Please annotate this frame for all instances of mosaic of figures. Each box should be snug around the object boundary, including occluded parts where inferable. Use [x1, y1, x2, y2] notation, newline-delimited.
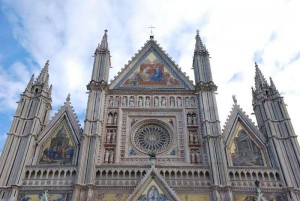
[178, 194, 210, 201]
[107, 95, 196, 108]
[122, 52, 181, 88]
[39, 125, 75, 165]
[103, 148, 115, 163]
[18, 192, 68, 201]
[137, 185, 169, 201]
[234, 194, 285, 201]
[230, 130, 264, 167]
[97, 193, 127, 201]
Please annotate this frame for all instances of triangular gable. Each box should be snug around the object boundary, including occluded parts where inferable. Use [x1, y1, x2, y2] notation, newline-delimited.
[110, 39, 194, 91]
[222, 103, 266, 144]
[34, 98, 82, 165]
[223, 103, 268, 167]
[126, 165, 180, 201]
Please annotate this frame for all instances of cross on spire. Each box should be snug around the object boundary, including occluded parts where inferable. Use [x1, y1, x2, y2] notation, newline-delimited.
[148, 25, 156, 39]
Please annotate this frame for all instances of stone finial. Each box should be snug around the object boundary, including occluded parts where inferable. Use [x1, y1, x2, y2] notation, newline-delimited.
[66, 93, 71, 102]
[232, 95, 237, 105]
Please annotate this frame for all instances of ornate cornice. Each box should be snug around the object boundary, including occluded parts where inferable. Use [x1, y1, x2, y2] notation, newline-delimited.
[195, 81, 217, 92]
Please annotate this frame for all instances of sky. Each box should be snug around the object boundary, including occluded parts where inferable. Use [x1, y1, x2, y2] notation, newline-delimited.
[0, 0, 300, 153]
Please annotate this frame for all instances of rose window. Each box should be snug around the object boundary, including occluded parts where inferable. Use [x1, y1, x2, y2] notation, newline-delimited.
[133, 123, 172, 154]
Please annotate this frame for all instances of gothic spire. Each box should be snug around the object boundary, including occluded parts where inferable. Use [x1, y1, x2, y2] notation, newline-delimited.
[195, 30, 208, 53]
[193, 30, 214, 86]
[36, 60, 49, 85]
[90, 30, 111, 84]
[254, 62, 269, 91]
[98, 29, 109, 50]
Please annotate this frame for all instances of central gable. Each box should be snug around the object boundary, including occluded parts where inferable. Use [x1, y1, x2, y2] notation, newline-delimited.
[110, 40, 194, 90]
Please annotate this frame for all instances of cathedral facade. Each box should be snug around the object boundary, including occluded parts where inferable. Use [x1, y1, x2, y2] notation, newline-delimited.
[0, 30, 300, 201]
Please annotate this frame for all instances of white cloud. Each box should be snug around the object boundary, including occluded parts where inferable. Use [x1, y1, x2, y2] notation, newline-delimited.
[1, 0, 300, 140]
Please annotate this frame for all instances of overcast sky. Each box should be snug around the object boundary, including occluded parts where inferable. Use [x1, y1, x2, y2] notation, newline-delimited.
[0, 0, 300, 153]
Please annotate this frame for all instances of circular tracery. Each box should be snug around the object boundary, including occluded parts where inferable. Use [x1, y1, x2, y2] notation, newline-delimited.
[133, 123, 171, 154]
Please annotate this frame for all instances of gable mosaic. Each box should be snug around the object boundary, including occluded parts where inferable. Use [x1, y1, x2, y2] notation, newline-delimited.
[39, 122, 76, 165]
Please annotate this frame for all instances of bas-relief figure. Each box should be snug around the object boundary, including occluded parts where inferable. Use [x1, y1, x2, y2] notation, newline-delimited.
[18, 193, 67, 201]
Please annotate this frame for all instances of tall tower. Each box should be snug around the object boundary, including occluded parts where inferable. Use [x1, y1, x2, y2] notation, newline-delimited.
[193, 30, 232, 200]
[74, 30, 111, 200]
[0, 61, 52, 200]
[252, 63, 300, 200]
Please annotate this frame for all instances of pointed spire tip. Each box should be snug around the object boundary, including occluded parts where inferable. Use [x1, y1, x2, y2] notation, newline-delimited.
[66, 93, 71, 102]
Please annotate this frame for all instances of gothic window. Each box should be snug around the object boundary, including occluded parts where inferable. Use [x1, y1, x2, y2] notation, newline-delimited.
[230, 130, 264, 166]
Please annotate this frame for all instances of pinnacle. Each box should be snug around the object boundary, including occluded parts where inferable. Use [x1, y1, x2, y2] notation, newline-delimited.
[269, 77, 277, 90]
[36, 60, 50, 85]
[254, 62, 269, 91]
[195, 29, 207, 52]
[98, 29, 109, 50]
[26, 74, 34, 91]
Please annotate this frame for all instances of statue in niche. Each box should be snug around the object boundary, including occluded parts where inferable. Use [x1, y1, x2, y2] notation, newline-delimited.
[138, 97, 143, 107]
[104, 149, 109, 163]
[113, 113, 118, 124]
[192, 114, 197, 125]
[190, 151, 195, 163]
[108, 96, 114, 107]
[129, 96, 135, 106]
[185, 97, 190, 107]
[196, 150, 201, 163]
[112, 130, 116, 143]
[190, 97, 196, 107]
[170, 96, 175, 107]
[145, 96, 150, 107]
[231, 130, 264, 166]
[106, 131, 112, 143]
[154, 96, 159, 107]
[177, 97, 182, 107]
[189, 132, 194, 143]
[107, 113, 113, 124]
[193, 132, 198, 143]
[187, 114, 192, 125]
[122, 96, 128, 107]
[114, 96, 119, 107]
[161, 97, 166, 107]
[109, 150, 114, 163]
